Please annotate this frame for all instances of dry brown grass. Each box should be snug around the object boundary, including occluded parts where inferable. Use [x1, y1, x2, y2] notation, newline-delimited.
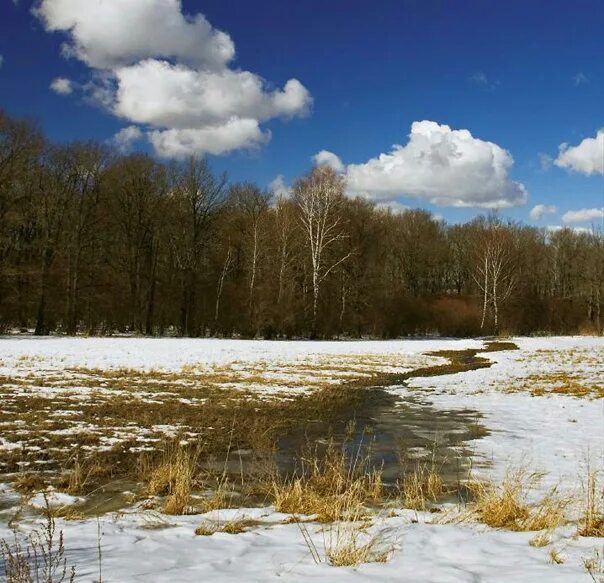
[503, 347, 604, 400]
[271, 440, 383, 522]
[583, 548, 604, 582]
[579, 466, 604, 537]
[146, 445, 199, 515]
[324, 525, 392, 567]
[528, 531, 551, 548]
[467, 470, 531, 528]
[399, 462, 444, 511]
[0, 341, 514, 518]
[194, 518, 255, 536]
[549, 547, 564, 564]
[466, 468, 568, 532]
[296, 517, 393, 567]
[0, 499, 76, 583]
[0, 353, 410, 499]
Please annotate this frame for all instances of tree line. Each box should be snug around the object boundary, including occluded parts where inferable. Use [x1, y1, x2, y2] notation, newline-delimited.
[1, 110, 602, 338]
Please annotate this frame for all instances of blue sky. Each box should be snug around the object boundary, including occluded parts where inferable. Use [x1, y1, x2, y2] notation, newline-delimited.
[1, 0, 604, 226]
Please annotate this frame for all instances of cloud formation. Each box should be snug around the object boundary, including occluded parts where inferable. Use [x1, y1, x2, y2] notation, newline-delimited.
[529, 204, 557, 221]
[111, 125, 143, 153]
[34, 0, 234, 70]
[561, 207, 604, 224]
[35, 0, 312, 157]
[50, 77, 73, 95]
[312, 150, 344, 173]
[316, 121, 528, 208]
[268, 175, 292, 198]
[555, 130, 604, 175]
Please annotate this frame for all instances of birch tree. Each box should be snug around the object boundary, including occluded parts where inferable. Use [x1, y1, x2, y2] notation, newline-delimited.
[294, 166, 351, 336]
[472, 221, 518, 332]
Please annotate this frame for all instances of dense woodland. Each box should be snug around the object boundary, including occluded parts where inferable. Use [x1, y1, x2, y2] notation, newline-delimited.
[0, 110, 602, 338]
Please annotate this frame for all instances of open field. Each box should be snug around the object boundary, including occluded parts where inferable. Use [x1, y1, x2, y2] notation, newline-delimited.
[0, 336, 602, 582]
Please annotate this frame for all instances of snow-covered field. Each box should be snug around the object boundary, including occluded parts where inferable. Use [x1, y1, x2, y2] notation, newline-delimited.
[0, 335, 602, 582]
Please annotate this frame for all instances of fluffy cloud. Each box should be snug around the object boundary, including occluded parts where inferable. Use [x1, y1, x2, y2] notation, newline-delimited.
[112, 61, 310, 129]
[555, 130, 604, 175]
[561, 208, 604, 224]
[268, 175, 292, 198]
[34, 0, 234, 70]
[318, 121, 527, 208]
[312, 150, 344, 173]
[529, 204, 557, 221]
[35, 0, 312, 157]
[149, 119, 269, 158]
[50, 77, 73, 95]
[111, 125, 143, 153]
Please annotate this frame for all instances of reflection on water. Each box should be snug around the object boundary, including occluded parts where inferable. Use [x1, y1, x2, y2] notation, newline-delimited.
[277, 389, 487, 493]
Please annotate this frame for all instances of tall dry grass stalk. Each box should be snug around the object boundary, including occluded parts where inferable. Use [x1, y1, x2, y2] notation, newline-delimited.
[399, 463, 444, 510]
[467, 468, 568, 532]
[271, 439, 383, 522]
[0, 497, 76, 583]
[296, 517, 392, 567]
[579, 464, 604, 537]
[146, 444, 199, 515]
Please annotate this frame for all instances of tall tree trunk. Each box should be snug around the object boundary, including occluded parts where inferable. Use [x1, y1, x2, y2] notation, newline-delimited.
[34, 251, 52, 335]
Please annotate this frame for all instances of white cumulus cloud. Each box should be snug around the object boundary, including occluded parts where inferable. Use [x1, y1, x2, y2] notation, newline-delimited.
[50, 77, 73, 95]
[111, 125, 143, 153]
[312, 150, 344, 173]
[112, 61, 310, 129]
[561, 207, 604, 224]
[318, 121, 527, 208]
[149, 119, 270, 158]
[35, 0, 312, 158]
[34, 0, 234, 70]
[268, 175, 292, 198]
[555, 130, 604, 175]
[529, 204, 557, 221]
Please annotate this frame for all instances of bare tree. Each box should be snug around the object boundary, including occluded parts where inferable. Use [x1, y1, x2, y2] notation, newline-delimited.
[230, 184, 271, 324]
[294, 167, 352, 336]
[64, 143, 107, 334]
[472, 220, 518, 332]
[170, 157, 226, 336]
[214, 241, 233, 328]
[273, 195, 297, 305]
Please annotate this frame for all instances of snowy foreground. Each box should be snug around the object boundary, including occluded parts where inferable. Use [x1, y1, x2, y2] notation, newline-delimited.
[0, 335, 603, 582]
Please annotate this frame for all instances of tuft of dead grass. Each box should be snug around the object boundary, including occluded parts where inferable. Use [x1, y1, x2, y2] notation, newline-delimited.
[399, 463, 444, 511]
[583, 548, 604, 583]
[324, 525, 392, 567]
[297, 517, 393, 567]
[467, 469, 531, 528]
[548, 547, 564, 564]
[194, 518, 255, 536]
[528, 532, 551, 548]
[579, 465, 604, 538]
[271, 440, 383, 523]
[146, 444, 199, 515]
[467, 468, 568, 532]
